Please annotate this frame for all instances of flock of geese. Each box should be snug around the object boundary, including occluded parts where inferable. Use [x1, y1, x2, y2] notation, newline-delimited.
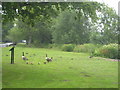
[22, 52, 53, 65]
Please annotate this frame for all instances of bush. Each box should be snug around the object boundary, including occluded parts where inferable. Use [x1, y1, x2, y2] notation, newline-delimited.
[94, 43, 118, 59]
[48, 44, 63, 50]
[73, 44, 99, 53]
[62, 44, 75, 52]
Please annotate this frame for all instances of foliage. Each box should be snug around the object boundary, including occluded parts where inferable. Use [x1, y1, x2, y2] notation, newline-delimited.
[73, 43, 99, 53]
[52, 10, 90, 44]
[2, 22, 14, 41]
[2, 2, 119, 46]
[2, 2, 60, 44]
[2, 2, 101, 23]
[10, 19, 36, 44]
[47, 44, 60, 49]
[6, 26, 25, 43]
[33, 21, 52, 45]
[7, 19, 52, 45]
[61, 44, 75, 52]
[90, 4, 118, 44]
[94, 43, 118, 59]
[2, 2, 102, 45]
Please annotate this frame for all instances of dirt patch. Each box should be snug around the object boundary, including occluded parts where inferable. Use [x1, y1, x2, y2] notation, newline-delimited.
[80, 72, 91, 77]
[69, 67, 73, 69]
[60, 80, 71, 82]
[83, 75, 91, 77]
[80, 72, 87, 74]
[94, 57, 120, 62]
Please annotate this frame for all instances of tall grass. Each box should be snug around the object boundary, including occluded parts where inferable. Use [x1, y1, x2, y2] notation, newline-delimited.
[61, 44, 75, 52]
[73, 44, 101, 54]
[94, 43, 118, 59]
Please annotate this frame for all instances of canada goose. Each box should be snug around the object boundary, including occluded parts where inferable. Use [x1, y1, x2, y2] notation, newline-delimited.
[22, 52, 28, 60]
[30, 62, 33, 65]
[89, 51, 94, 58]
[45, 54, 53, 62]
[49, 57, 53, 62]
[89, 56, 93, 58]
[45, 54, 48, 59]
[44, 62, 47, 64]
[26, 61, 29, 64]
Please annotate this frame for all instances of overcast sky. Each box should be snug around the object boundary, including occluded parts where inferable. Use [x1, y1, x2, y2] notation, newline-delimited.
[92, 0, 119, 14]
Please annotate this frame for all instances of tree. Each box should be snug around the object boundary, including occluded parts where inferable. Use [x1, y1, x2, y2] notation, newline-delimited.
[32, 21, 52, 45]
[7, 26, 25, 43]
[90, 4, 118, 44]
[52, 10, 90, 44]
[7, 18, 52, 45]
[2, 22, 14, 41]
[2, 2, 61, 44]
[2, 2, 118, 45]
[101, 5, 118, 44]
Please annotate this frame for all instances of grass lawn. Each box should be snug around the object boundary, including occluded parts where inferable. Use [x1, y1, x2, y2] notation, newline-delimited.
[2, 45, 118, 88]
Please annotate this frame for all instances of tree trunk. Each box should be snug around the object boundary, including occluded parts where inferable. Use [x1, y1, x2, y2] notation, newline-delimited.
[28, 36, 32, 44]
[26, 36, 32, 45]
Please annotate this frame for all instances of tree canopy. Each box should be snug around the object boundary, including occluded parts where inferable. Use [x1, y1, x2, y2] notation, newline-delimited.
[2, 2, 118, 45]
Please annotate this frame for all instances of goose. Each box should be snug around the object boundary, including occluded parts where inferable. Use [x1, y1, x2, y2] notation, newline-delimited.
[47, 57, 53, 62]
[49, 57, 53, 62]
[26, 61, 29, 64]
[44, 62, 47, 64]
[22, 52, 28, 60]
[45, 54, 53, 62]
[89, 55, 93, 58]
[30, 62, 33, 65]
[45, 54, 49, 60]
[89, 52, 94, 58]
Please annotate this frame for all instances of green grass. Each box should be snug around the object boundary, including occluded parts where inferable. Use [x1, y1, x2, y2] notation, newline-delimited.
[2, 45, 118, 88]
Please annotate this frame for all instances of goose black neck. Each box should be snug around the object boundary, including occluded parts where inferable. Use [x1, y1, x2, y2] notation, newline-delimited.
[46, 54, 47, 57]
[22, 52, 24, 56]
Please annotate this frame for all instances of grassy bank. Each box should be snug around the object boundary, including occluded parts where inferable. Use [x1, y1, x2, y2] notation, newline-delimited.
[2, 45, 118, 88]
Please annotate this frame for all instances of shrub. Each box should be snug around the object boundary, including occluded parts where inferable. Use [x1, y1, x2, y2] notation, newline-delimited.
[73, 44, 99, 53]
[48, 44, 63, 50]
[62, 44, 75, 52]
[94, 43, 118, 59]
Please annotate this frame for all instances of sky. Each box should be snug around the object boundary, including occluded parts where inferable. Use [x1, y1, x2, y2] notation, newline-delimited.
[92, 0, 119, 14]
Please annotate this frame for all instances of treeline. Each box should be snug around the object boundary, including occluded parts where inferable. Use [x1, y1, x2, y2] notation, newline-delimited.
[2, 2, 118, 45]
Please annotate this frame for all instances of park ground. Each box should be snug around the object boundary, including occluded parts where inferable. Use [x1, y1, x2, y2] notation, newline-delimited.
[2, 45, 118, 88]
